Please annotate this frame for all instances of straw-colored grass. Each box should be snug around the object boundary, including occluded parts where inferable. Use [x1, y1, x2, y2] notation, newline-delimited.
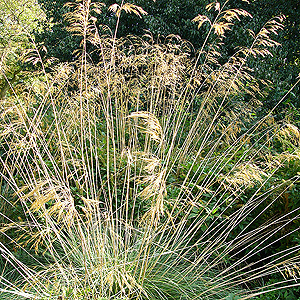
[1, 0, 300, 299]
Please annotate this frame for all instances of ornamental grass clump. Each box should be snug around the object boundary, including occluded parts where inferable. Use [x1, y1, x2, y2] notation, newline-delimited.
[1, 0, 300, 299]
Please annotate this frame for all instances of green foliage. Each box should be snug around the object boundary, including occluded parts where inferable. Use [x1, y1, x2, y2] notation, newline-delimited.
[0, 0, 46, 99]
[36, 0, 300, 121]
[35, 0, 210, 62]
[227, 0, 300, 115]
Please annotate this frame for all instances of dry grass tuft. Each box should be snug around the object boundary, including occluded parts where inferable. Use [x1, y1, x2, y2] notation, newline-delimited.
[1, 0, 300, 299]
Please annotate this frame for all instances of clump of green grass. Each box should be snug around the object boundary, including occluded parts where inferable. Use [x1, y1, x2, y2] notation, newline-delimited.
[1, 0, 300, 299]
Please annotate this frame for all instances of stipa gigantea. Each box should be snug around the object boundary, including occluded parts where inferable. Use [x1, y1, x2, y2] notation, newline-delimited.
[1, 0, 300, 299]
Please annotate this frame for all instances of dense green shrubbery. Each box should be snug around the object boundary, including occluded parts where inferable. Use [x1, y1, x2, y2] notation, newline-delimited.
[36, 0, 300, 127]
